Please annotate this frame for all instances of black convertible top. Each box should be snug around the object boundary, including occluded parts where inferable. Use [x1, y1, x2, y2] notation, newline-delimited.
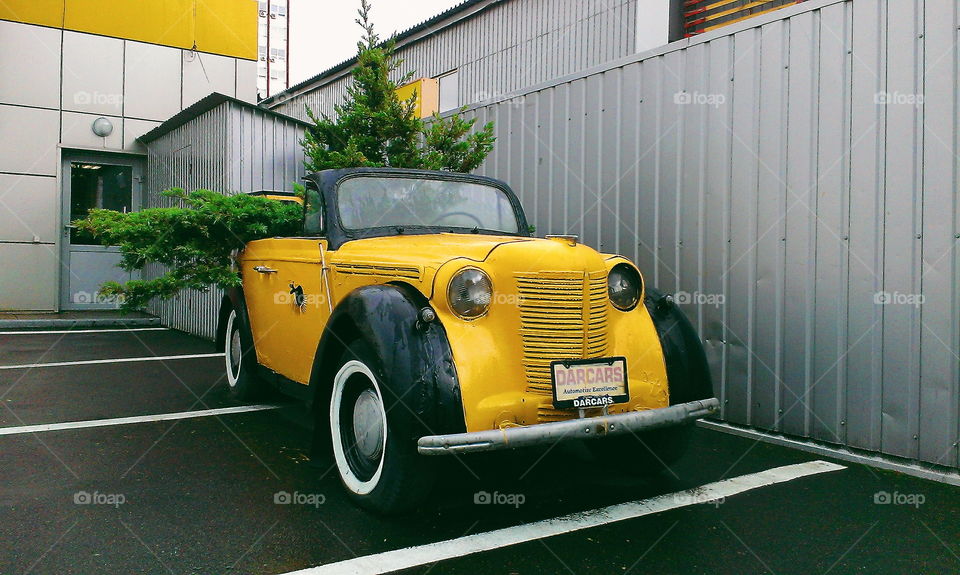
[301, 168, 531, 249]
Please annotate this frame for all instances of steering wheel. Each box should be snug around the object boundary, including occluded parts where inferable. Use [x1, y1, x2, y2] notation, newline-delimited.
[430, 211, 484, 227]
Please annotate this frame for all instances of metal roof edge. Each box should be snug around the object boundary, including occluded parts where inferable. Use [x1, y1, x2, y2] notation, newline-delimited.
[139, 92, 312, 144]
[259, 0, 501, 108]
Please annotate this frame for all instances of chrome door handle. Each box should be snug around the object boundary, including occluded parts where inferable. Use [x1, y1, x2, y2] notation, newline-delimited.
[253, 265, 278, 274]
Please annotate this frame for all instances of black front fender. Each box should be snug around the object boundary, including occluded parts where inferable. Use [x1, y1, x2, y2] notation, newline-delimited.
[309, 284, 466, 441]
[643, 287, 714, 406]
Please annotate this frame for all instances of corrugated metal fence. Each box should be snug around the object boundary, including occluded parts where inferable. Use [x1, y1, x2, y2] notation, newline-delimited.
[272, 0, 638, 121]
[144, 100, 308, 339]
[464, 0, 959, 469]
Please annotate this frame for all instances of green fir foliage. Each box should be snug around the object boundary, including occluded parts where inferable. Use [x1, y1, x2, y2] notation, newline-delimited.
[74, 189, 302, 310]
[302, 0, 495, 173]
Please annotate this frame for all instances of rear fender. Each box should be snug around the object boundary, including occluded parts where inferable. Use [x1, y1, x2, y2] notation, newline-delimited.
[216, 287, 249, 350]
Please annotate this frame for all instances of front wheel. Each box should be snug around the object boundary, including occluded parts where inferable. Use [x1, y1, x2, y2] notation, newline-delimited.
[224, 308, 267, 401]
[329, 341, 434, 514]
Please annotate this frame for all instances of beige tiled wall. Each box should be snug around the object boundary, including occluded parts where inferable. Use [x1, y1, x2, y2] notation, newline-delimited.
[0, 18, 257, 310]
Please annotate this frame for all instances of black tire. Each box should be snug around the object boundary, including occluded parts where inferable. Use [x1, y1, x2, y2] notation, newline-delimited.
[224, 308, 267, 401]
[328, 340, 435, 514]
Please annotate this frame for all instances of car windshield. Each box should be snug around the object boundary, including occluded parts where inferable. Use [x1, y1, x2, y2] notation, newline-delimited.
[337, 176, 520, 234]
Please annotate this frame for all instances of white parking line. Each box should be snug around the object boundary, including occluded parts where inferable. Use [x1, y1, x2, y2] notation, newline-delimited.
[0, 405, 282, 436]
[0, 327, 169, 335]
[281, 460, 846, 575]
[0, 353, 224, 370]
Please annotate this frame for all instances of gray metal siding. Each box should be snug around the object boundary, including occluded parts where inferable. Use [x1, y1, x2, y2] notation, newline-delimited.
[271, 0, 638, 121]
[144, 101, 307, 340]
[462, 0, 960, 469]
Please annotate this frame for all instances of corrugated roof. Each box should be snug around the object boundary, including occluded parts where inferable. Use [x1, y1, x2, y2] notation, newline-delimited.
[138, 93, 311, 144]
[259, 0, 499, 107]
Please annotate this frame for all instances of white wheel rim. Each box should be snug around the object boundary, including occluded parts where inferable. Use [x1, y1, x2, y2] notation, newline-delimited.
[330, 360, 388, 496]
[225, 310, 241, 388]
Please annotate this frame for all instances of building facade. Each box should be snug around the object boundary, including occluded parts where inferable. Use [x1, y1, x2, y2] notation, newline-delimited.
[0, 0, 259, 312]
[258, 0, 291, 100]
[262, 0, 809, 121]
[264, 0, 661, 121]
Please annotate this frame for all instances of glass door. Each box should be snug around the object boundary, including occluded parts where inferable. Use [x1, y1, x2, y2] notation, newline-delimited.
[60, 153, 144, 310]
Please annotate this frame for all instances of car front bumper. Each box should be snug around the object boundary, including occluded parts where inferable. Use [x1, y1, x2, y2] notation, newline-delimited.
[417, 397, 720, 455]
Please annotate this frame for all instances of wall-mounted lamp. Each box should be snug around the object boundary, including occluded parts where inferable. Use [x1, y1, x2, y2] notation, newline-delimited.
[91, 117, 113, 138]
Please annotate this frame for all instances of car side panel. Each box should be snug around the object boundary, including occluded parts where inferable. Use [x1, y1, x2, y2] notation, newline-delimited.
[240, 238, 330, 384]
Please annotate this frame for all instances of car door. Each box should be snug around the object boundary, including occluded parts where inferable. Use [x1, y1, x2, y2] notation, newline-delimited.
[242, 188, 332, 385]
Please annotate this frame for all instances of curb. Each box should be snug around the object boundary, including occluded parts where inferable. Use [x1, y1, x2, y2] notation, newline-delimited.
[0, 317, 162, 329]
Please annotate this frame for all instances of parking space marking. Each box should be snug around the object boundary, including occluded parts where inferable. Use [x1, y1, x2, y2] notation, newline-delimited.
[281, 460, 846, 575]
[0, 405, 282, 436]
[0, 353, 224, 370]
[0, 327, 169, 335]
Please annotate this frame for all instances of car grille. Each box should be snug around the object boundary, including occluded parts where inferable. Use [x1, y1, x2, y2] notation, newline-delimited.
[515, 270, 609, 397]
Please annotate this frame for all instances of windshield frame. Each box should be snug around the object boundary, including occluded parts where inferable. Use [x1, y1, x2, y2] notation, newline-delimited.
[302, 168, 530, 249]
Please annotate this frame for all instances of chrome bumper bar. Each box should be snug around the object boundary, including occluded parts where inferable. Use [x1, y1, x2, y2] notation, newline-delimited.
[417, 398, 720, 455]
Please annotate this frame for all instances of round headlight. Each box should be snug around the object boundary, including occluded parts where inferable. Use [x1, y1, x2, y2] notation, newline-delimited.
[608, 263, 642, 311]
[447, 268, 493, 319]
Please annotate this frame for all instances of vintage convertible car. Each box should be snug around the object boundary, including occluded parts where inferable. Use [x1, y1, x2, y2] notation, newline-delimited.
[218, 168, 719, 513]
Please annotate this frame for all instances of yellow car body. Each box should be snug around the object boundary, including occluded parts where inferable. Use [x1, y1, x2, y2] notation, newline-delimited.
[239, 234, 670, 432]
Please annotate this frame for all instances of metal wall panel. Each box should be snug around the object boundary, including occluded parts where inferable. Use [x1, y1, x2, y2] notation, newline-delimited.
[463, 0, 960, 470]
[143, 101, 307, 340]
[919, 0, 960, 468]
[271, 0, 637, 121]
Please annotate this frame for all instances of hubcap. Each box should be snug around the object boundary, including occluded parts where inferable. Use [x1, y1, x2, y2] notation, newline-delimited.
[229, 327, 242, 377]
[352, 389, 384, 461]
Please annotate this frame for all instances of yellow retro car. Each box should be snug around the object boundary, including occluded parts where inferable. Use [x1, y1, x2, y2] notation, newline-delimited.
[218, 168, 719, 513]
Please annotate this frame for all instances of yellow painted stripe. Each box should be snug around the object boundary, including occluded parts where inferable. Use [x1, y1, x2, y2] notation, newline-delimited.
[701, 0, 785, 24]
[195, 0, 258, 61]
[699, 0, 753, 14]
[703, 2, 793, 30]
[0, 0, 64, 28]
[0, 0, 256, 60]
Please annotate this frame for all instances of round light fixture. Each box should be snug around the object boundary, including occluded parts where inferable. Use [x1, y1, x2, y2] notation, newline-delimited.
[91, 117, 113, 138]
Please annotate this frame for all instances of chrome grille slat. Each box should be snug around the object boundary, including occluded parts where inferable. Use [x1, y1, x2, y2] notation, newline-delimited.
[515, 271, 609, 411]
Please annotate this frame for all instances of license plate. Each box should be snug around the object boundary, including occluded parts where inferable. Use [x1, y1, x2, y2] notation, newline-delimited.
[551, 357, 629, 409]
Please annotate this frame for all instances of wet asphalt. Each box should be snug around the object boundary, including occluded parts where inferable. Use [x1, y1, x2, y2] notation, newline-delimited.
[0, 328, 958, 575]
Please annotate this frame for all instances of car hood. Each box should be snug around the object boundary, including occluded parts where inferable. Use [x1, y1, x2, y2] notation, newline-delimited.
[330, 233, 616, 300]
[330, 233, 537, 270]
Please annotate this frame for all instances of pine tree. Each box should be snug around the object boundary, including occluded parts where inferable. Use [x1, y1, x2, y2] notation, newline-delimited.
[303, 0, 495, 173]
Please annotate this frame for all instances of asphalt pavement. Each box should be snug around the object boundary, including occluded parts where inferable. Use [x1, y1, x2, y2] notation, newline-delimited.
[1, 327, 957, 575]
